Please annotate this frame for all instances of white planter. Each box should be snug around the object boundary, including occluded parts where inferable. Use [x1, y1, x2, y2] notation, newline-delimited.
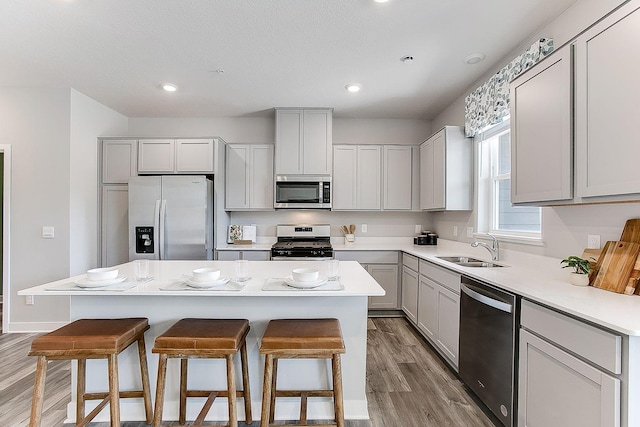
[569, 272, 590, 287]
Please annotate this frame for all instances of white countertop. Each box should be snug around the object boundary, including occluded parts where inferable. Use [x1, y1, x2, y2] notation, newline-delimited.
[19, 260, 385, 298]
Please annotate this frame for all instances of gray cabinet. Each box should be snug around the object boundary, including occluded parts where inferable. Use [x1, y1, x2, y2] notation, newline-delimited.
[332, 145, 381, 210]
[225, 144, 274, 211]
[275, 108, 332, 175]
[102, 140, 137, 184]
[335, 251, 399, 309]
[101, 185, 129, 266]
[383, 145, 413, 210]
[401, 254, 419, 324]
[519, 300, 621, 427]
[216, 250, 271, 261]
[420, 126, 472, 211]
[138, 138, 214, 174]
[510, 43, 573, 204]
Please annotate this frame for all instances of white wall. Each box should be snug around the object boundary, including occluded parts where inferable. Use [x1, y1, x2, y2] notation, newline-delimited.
[0, 87, 72, 330]
[70, 90, 128, 275]
[429, 0, 633, 259]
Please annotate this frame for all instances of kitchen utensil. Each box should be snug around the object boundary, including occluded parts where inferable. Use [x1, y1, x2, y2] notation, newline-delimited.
[620, 218, 640, 243]
[75, 275, 127, 288]
[626, 256, 640, 295]
[283, 275, 328, 289]
[581, 248, 603, 283]
[350, 224, 355, 234]
[591, 241, 640, 293]
[341, 225, 349, 235]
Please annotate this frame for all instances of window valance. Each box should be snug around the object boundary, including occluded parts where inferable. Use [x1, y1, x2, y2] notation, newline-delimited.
[464, 38, 554, 137]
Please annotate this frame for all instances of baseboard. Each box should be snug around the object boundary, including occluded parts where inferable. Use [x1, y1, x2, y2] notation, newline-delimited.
[5, 320, 68, 333]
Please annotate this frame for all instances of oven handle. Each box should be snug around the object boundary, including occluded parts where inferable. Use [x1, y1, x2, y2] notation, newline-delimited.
[461, 283, 513, 313]
[271, 256, 334, 261]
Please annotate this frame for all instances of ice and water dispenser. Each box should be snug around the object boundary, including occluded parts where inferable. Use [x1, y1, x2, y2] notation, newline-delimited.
[135, 226, 154, 254]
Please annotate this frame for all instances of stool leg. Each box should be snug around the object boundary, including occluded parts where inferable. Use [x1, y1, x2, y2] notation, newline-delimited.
[240, 340, 252, 424]
[136, 335, 153, 423]
[269, 358, 278, 423]
[152, 354, 168, 427]
[332, 354, 345, 427]
[76, 358, 86, 424]
[226, 354, 238, 427]
[29, 356, 48, 427]
[260, 354, 274, 427]
[179, 358, 188, 424]
[107, 353, 120, 427]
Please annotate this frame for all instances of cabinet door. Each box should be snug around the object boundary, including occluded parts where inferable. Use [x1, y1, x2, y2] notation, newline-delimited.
[241, 250, 271, 261]
[401, 266, 419, 324]
[216, 251, 240, 261]
[417, 276, 438, 341]
[175, 139, 214, 173]
[102, 140, 137, 184]
[575, 2, 640, 198]
[367, 263, 399, 309]
[332, 145, 357, 210]
[303, 109, 332, 175]
[510, 44, 572, 204]
[436, 286, 460, 367]
[518, 329, 620, 427]
[249, 145, 274, 209]
[383, 146, 412, 210]
[357, 146, 381, 210]
[225, 145, 250, 210]
[101, 185, 129, 266]
[419, 139, 434, 210]
[431, 131, 446, 210]
[138, 139, 175, 173]
[275, 109, 303, 174]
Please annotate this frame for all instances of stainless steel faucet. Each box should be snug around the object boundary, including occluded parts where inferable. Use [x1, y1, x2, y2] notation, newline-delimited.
[471, 233, 500, 261]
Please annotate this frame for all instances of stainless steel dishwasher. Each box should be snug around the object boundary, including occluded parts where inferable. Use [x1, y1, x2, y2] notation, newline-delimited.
[459, 276, 519, 427]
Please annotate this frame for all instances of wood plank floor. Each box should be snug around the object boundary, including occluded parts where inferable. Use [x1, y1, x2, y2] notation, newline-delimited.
[0, 315, 496, 426]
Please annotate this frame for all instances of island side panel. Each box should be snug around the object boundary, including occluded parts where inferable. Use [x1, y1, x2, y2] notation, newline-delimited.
[69, 294, 370, 422]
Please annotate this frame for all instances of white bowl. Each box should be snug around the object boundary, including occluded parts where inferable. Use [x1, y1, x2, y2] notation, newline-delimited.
[87, 267, 119, 282]
[192, 268, 221, 282]
[292, 268, 319, 282]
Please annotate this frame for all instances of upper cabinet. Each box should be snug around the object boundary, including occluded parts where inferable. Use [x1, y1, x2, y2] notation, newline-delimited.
[225, 144, 274, 211]
[420, 126, 472, 211]
[138, 138, 214, 174]
[575, 1, 640, 200]
[275, 108, 332, 175]
[510, 44, 573, 205]
[383, 145, 413, 210]
[102, 140, 137, 184]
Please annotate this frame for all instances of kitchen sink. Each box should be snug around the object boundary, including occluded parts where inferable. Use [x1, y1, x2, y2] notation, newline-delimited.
[436, 256, 506, 268]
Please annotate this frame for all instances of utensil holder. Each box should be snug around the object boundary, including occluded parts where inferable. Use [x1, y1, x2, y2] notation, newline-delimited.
[345, 234, 355, 246]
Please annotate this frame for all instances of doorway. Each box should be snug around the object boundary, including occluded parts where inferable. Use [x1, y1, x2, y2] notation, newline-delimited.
[0, 145, 10, 333]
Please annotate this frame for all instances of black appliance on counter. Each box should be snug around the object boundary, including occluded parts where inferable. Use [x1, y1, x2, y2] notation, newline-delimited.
[271, 224, 333, 261]
[414, 231, 438, 245]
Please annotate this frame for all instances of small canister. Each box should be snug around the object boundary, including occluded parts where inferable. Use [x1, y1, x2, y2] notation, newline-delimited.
[426, 233, 438, 245]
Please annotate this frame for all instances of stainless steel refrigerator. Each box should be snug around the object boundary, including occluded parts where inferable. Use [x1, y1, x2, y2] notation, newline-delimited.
[128, 175, 214, 260]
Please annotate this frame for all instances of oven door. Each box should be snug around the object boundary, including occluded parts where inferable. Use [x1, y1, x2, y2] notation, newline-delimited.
[274, 175, 331, 209]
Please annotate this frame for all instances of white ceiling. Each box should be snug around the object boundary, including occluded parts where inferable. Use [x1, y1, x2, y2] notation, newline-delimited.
[0, 0, 576, 119]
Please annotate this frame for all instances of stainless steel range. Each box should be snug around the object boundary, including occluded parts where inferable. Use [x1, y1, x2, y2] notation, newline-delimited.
[271, 224, 333, 261]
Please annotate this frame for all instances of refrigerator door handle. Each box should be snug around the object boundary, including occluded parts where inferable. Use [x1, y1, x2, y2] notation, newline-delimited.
[153, 200, 161, 260]
[159, 199, 167, 260]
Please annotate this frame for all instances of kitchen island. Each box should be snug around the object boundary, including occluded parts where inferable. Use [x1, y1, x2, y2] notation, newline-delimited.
[19, 260, 385, 424]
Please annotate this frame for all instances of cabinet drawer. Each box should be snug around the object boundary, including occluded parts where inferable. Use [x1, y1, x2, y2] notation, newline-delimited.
[403, 253, 419, 271]
[335, 251, 398, 264]
[521, 300, 622, 374]
[419, 260, 460, 293]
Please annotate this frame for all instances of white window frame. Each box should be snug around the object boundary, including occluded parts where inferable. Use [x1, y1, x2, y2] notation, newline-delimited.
[476, 119, 543, 245]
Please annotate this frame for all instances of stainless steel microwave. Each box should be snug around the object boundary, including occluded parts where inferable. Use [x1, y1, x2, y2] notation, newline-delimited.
[274, 175, 331, 209]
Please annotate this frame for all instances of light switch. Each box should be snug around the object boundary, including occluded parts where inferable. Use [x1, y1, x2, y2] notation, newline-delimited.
[42, 226, 55, 239]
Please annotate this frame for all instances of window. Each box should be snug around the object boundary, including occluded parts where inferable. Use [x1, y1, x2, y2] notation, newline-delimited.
[477, 118, 541, 242]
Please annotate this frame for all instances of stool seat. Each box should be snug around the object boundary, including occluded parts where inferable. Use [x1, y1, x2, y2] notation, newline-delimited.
[260, 318, 345, 354]
[153, 318, 249, 353]
[259, 318, 345, 427]
[30, 317, 149, 355]
[152, 318, 252, 427]
[28, 318, 152, 427]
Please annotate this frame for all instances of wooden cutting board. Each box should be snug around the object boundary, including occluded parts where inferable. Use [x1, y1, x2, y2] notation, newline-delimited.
[620, 218, 640, 243]
[581, 248, 603, 284]
[592, 241, 640, 293]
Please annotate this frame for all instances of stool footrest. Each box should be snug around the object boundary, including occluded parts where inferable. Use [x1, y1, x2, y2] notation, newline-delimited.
[275, 390, 334, 398]
[186, 390, 248, 398]
[83, 390, 147, 400]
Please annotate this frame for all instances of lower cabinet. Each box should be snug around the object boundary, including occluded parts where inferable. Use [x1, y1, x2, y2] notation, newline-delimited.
[335, 251, 400, 309]
[216, 250, 270, 261]
[101, 185, 130, 267]
[401, 265, 419, 324]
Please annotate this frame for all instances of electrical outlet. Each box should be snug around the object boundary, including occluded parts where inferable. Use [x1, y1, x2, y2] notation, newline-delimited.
[467, 227, 474, 238]
[361, 224, 368, 233]
[453, 226, 458, 237]
[26, 295, 35, 305]
[587, 235, 601, 249]
[415, 225, 421, 234]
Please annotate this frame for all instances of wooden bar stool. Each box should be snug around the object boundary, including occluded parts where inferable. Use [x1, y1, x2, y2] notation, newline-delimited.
[28, 317, 153, 427]
[259, 318, 346, 427]
[152, 318, 252, 427]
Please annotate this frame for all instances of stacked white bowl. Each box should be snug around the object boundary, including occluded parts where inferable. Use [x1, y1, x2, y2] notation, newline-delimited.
[292, 268, 319, 282]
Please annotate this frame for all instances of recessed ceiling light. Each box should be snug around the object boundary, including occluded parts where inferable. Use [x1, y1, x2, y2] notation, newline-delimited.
[345, 83, 361, 93]
[161, 83, 178, 92]
[464, 53, 486, 65]
[374, 0, 390, 3]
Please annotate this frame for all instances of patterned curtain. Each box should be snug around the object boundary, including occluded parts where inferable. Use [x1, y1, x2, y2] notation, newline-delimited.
[464, 38, 554, 137]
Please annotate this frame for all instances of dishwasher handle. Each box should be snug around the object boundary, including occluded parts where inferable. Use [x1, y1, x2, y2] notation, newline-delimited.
[461, 283, 513, 313]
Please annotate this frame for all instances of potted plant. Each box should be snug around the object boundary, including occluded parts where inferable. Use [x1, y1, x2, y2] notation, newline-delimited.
[561, 255, 591, 286]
